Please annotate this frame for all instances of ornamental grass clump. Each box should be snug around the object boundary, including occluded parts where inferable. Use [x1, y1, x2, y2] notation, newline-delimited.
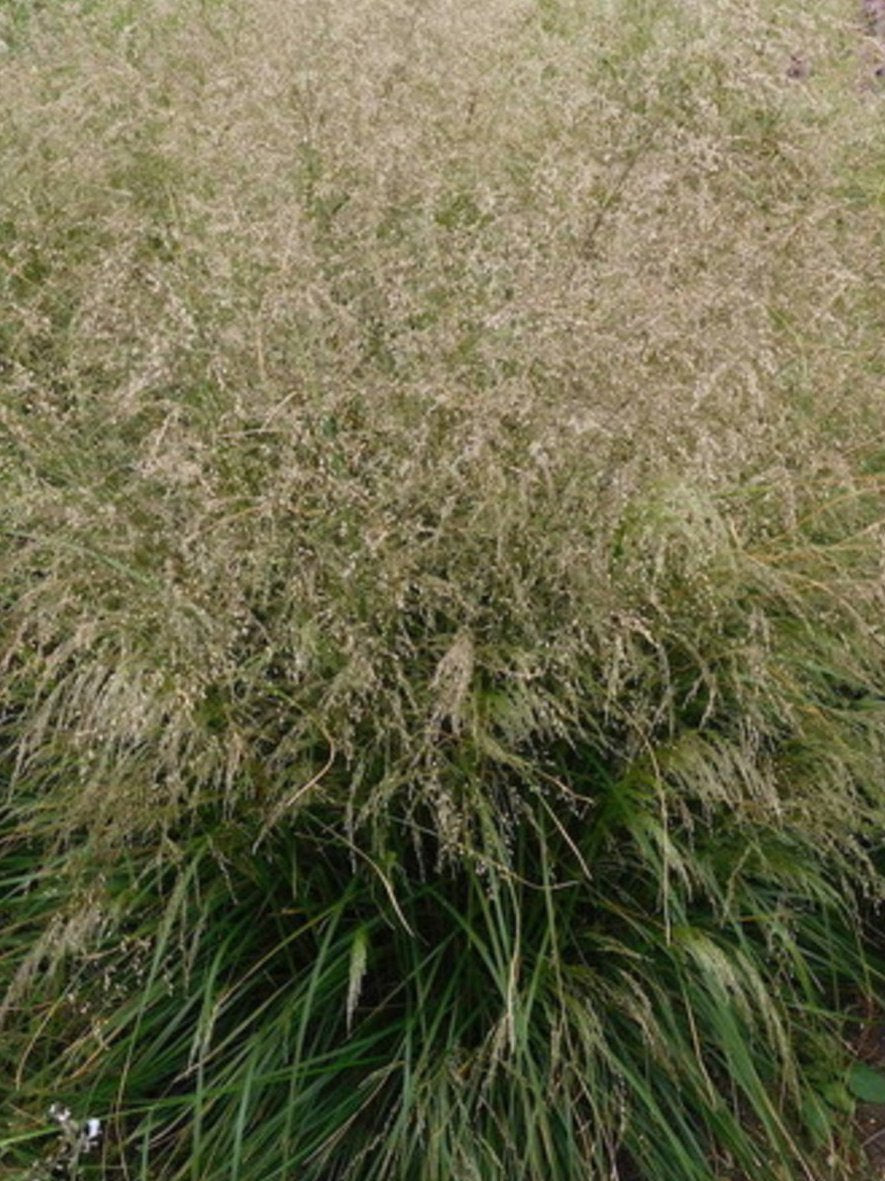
[1, 0, 884, 1178]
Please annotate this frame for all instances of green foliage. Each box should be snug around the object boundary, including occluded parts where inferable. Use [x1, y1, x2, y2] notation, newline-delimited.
[1, 0, 884, 1178]
[847, 1064, 885, 1106]
[3, 800, 880, 1181]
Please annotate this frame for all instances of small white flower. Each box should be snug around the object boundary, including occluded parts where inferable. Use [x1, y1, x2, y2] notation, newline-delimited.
[48, 1104, 72, 1126]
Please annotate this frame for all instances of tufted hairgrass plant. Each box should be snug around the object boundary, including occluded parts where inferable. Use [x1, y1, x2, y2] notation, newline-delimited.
[2, 0, 884, 1178]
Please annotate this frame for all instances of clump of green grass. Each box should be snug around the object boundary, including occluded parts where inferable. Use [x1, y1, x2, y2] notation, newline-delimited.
[1, 0, 884, 1178]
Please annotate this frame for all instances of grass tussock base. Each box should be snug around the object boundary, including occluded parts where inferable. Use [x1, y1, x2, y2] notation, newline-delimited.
[1, 0, 884, 1178]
